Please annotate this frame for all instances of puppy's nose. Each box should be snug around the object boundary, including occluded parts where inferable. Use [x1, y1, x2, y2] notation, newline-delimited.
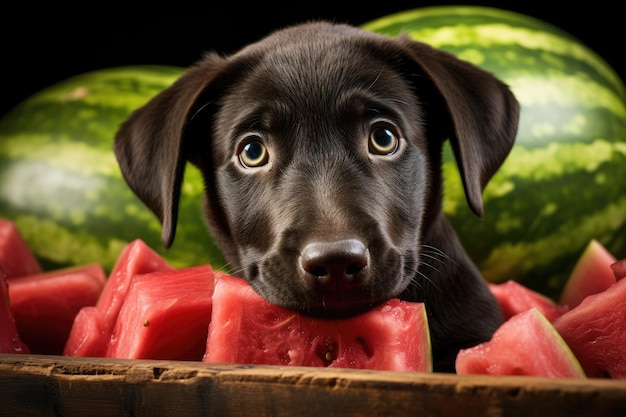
[300, 239, 369, 286]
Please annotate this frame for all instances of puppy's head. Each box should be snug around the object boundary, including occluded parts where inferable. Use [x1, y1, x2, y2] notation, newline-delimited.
[115, 22, 518, 315]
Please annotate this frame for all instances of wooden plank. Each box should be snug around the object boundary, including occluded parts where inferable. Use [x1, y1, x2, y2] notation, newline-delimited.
[1, 354, 626, 417]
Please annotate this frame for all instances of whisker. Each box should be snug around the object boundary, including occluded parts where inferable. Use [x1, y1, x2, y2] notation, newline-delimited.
[401, 245, 452, 294]
[421, 244, 449, 258]
[420, 251, 447, 265]
[412, 268, 442, 293]
[224, 264, 247, 278]
[421, 244, 459, 267]
[420, 258, 442, 273]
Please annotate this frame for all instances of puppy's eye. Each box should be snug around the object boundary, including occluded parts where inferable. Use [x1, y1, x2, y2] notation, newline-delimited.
[368, 124, 400, 155]
[238, 138, 269, 168]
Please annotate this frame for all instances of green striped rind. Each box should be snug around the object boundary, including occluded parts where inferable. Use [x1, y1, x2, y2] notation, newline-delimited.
[444, 141, 626, 294]
[362, 6, 626, 298]
[0, 66, 227, 272]
[361, 6, 625, 100]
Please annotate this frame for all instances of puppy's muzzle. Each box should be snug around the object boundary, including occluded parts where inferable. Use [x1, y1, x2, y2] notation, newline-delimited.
[299, 239, 372, 313]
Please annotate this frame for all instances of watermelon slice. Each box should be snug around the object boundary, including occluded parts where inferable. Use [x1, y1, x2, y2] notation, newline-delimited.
[64, 239, 174, 357]
[8, 263, 106, 354]
[455, 308, 586, 378]
[489, 280, 568, 322]
[553, 277, 626, 378]
[204, 273, 432, 372]
[63, 306, 108, 357]
[0, 219, 42, 278]
[0, 265, 30, 354]
[97, 238, 175, 321]
[559, 239, 617, 309]
[107, 264, 215, 361]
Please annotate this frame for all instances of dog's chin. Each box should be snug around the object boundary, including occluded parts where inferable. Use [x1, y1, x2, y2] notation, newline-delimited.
[246, 252, 414, 319]
[256, 284, 401, 320]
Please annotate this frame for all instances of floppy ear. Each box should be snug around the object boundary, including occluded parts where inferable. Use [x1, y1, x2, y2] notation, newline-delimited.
[397, 36, 519, 217]
[114, 53, 228, 249]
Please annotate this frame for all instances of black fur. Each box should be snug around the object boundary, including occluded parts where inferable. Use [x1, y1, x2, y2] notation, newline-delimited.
[114, 22, 519, 372]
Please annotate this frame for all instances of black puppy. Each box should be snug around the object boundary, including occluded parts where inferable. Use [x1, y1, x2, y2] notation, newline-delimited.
[114, 21, 519, 372]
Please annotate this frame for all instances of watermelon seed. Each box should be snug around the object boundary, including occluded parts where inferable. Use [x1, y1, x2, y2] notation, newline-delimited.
[143, 319, 150, 327]
[316, 338, 338, 365]
[325, 343, 337, 362]
[356, 336, 374, 359]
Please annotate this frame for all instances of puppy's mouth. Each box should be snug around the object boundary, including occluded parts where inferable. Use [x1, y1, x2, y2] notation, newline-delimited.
[250, 238, 408, 319]
[297, 239, 380, 318]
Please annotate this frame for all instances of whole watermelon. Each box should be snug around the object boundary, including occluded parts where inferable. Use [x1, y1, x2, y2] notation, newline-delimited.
[0, 66, 226, 272]
[362, 6, 626, 299]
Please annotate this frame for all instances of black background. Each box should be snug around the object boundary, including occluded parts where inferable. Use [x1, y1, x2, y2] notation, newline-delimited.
[1, 1, 623, 118]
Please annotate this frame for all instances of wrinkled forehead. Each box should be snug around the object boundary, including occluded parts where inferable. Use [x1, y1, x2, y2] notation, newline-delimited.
[215, 33, 420, 136]
[244, 37, 410, 105]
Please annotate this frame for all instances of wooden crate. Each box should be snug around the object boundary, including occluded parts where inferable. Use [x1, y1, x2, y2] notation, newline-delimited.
[1, 354, 625, 416]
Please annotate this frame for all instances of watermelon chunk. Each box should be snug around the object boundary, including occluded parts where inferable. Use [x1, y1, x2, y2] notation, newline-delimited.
[63, 306, 108, 357]
[97, 238, 175, 321]
[204, 274, 432, 372]
[107, 264, 214, 361]
[559, 239, 617, 308]
[8, 263, 106, 354]
[0, 219, 42, 278]
[489, 280, 568, 322]
[64, 239, 173, 357]
[456, 308, 586, 378]
[553, 277, 626, 378]
[0, 265, 30, 354]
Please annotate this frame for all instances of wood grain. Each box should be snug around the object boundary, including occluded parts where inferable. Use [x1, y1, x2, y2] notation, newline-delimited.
[1, 354, 625, 416]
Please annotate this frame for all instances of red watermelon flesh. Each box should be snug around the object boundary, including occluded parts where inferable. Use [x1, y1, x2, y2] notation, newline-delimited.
[64, 239, 173, 357]
[107, 264, 214, 361]
[97, 238, 174, 321]
[204, 273, 432, 372]
[611, 258, 626, 281]
[559, 239, 617, 309]
[489, 280, 568, 322]
[0, 265, 30, 354]
[8, 263, 106, 354]
[456, 308, 586, 378]
[63, 306, 108, 357]
[0, 219, 42, 278]
[553, 277, 626, 378]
